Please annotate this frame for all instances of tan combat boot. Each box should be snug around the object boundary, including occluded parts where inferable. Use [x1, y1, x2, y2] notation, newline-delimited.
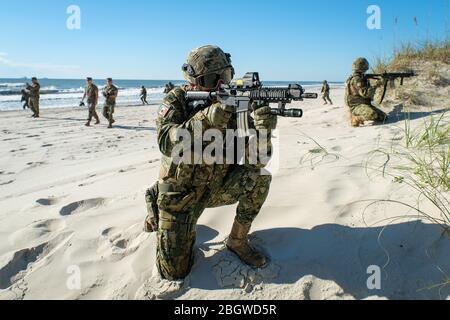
[351, 115, 364, 127]
[226, 220, 267, 268]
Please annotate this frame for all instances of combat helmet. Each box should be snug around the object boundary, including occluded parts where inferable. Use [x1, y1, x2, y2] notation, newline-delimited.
[182, 45, 235, 89]
[352, 57, 370, 73]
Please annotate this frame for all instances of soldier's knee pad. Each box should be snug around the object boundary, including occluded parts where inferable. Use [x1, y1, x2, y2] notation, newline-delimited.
[157, 210, 196, 280]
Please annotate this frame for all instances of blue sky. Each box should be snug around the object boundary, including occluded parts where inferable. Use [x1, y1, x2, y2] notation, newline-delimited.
[0, 0, 448, 81]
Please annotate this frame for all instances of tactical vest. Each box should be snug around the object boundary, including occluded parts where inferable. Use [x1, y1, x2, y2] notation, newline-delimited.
[345, 75, 371, 107]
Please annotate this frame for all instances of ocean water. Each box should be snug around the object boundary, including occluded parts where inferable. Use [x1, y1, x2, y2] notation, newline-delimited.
[0, 78, 342, 111]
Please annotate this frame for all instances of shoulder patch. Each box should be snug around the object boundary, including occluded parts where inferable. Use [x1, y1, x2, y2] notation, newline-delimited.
[158, 104, 171, 118]
[164, 92, 178, 104]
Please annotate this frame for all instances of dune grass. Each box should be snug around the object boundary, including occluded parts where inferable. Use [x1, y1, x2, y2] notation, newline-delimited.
[365, 111, 450, 235]
[372, 39, 450, 72]
[392, 40, 450, 68]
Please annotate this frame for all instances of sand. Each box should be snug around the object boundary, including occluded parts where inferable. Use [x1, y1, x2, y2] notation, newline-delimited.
[0, 86, 448, 300]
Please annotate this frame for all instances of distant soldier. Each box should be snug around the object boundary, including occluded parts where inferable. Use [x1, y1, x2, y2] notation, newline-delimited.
[81, 77, 100, 127]
[21, 89, 30, 110]
[321, 80, 333, 105]
[26, 77, 40, 118]
[140, 86, 149, 105]
[345, 58, 388, 127]
[163, 82, 175, 94]
[102, 78, 119, 128]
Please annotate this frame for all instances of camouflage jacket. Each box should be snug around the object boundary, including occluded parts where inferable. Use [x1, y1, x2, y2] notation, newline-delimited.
[27, 82, 40, 99]
[156, 85, 272, 192]
[85, 84, 99, 103]
[103, 84, 118, 105]
[345, 73, 376, 107]
[321, 83, 330, 94]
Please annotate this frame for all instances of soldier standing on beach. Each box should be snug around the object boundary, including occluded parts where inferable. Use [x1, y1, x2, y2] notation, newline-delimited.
[81, 77, 100, 127]
[26, 77, 40, 118]
[321, 80, 333, 105]
[102, 78, 119, 128]
[144, 45, 275, 281]
[345, 58, 387, 127]
[21, 89, 30, 110]
[140, 86, 149, 105]
[163, 82, 175, 94]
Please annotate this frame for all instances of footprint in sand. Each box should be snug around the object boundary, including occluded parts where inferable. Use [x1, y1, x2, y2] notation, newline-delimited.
[332, 146, 342, 152]
[26, 162, 45, 168]
[98, 224, 148, 260]
[0, 232, 72, 290]
[36, 197, 59, 206]
[0, 180, 15, 186]
[9, 219, 67, 247]
[59, 198, 106, 216]
[10, 148, 27, 153]
[119, 167, 136, 173]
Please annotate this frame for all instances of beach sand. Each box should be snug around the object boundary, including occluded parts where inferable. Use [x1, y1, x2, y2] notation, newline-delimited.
[0, 86, 448, 300]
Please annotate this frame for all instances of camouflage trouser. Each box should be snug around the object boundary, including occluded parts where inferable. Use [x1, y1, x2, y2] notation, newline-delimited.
[156, 166, 272, 280]
[350, 104, 387, 122]
[322, 93, 332, 104]
[87, 102, 99, 123]
[103, 103, 115, 124]
[29, 97, 39, 116]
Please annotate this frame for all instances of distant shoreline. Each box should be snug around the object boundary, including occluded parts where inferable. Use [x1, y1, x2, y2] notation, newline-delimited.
[0, 80, 344, 112]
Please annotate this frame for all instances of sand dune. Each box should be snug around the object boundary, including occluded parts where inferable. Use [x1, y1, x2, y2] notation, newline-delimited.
[0, 87, 448, 300]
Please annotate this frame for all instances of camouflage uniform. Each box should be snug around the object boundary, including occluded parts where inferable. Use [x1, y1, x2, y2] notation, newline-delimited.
[164, 82, 175, 94]
[27, 81, 40, 117]
[85, 83, 100, 125]
[155, 86, 272, 280]
[321, 81, 333, 105]
[141, 87, 149, 105]
[147, 46, 275, 281]
[345, 58, 387, 126]
[21, 90, 30, 110]
[102, 82, 118, 128]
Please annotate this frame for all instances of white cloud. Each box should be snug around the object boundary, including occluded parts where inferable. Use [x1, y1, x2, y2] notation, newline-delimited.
[0, 53, 80, 71]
